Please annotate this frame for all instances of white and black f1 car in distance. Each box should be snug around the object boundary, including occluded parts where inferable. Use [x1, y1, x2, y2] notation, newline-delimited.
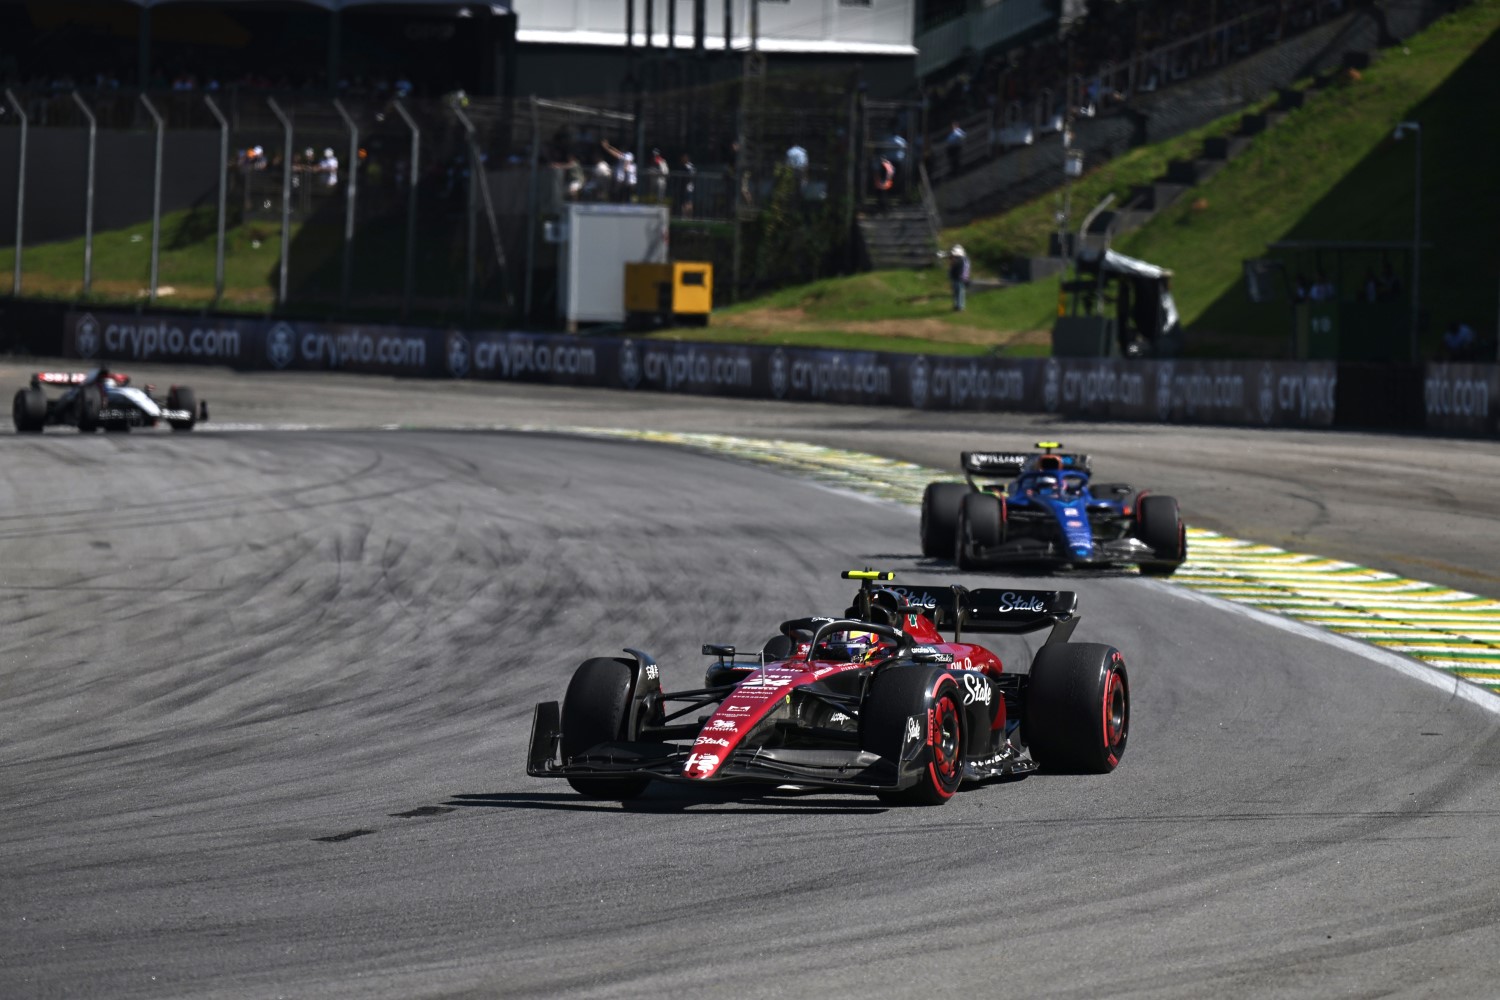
[920, 442, 1186, 575]
[12, 369, 205, 433]
[527, 570, 1129, 806]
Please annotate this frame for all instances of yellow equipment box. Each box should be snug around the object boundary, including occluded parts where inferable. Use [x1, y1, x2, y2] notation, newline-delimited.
[624, 261, 713, 326]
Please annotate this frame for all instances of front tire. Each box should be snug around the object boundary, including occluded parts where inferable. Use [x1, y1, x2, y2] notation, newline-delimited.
[862, 667, 965, 806]
[1136, 494, 1186, 576]
[920, 482, 967, 558]
[1023, 643, 1129, 773]
[167, 386, 197, 431]
[560, 657, 650, 800]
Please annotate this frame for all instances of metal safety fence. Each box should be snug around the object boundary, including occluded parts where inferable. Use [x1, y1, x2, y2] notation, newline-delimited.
[2, 73, 876, 321]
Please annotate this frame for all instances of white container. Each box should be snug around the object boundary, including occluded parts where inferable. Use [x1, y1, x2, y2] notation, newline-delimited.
[558, 203, 669, 326]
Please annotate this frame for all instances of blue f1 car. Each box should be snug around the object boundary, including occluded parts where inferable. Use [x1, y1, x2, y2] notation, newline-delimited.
[920, 442, 1186, 575]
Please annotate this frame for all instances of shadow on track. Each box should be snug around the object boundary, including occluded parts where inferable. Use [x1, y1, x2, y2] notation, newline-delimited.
[446, 788, 888, 815]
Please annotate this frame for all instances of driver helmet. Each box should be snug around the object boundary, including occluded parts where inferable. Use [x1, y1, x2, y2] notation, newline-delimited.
[818, 629, 879, 662]
[1034, 475, 1060, 495]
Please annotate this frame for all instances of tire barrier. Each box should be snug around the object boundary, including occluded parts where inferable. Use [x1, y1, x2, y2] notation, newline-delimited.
[45, 307, 1500, 436]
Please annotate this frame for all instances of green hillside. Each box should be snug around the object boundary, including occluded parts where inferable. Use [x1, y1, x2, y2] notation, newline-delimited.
[705, 0, 1500, 358]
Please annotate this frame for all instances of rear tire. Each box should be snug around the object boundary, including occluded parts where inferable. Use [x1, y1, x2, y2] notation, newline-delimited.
[1023, 643, 1129, 773]
[1136, 494, 1185, 576]
[920, 483, 967, 558]
[12, 388, 46, 433]
[955, 492, 1004, 571]
[167, 386, 197, 431]
[561, 657, 650, 800]
[862, 668, 965, 806]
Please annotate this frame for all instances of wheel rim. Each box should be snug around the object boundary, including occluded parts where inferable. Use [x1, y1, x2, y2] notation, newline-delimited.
[1102, 668, 1128, 761]
[931, 695, 961, 786]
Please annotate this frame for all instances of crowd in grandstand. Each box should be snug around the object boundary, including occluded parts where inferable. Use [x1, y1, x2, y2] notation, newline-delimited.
[921, 0, 1350, 178]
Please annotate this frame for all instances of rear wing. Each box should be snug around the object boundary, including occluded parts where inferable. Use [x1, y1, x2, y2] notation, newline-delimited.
[31, 370, 128, 387]
[961, 451, 1029, 478]
[961, 588, 1078, 644]
[843, 571, 1079, 646]
[960, 449, 1094, 480]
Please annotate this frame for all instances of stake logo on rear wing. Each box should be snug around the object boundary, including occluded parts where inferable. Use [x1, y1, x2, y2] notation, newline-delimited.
[843, 570, 1080, 646]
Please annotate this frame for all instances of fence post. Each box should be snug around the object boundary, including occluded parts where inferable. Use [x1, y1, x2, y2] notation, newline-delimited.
[524, 95, 538, 320]
[5, 89, 27, 296]
[69, 92, 98, 297]
[139, 94, 165, 304]
[203, 95, 230, 306]
[452, 103, 479, 321]
[333, 98, 359, 313]
[266, 98, 294, 306]
[392, 99, 421, 320]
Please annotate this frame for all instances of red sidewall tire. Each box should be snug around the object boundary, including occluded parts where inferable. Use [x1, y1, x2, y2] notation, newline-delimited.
[863, 668, 966, 806]
[1023, 643, 1129, 774]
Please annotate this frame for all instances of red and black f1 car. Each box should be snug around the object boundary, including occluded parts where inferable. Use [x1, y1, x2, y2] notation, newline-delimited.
[13, 369, 205, 433]
[527, 570, 1129, 806]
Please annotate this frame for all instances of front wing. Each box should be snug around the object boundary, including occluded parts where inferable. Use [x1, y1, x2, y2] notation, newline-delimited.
[526, 701, 1036, 792]
[526, 701, 904, 791]
[967, 534, 1159, 568]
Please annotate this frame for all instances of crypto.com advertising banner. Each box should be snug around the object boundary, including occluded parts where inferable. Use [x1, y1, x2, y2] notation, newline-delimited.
[906, 355, 1338, 428]
[1424, 363, 1499, 436]
[66, 310, 439, 378]
[63, 309, 1351, 429]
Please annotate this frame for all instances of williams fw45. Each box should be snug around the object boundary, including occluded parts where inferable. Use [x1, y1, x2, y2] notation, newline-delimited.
[920, 441, 1186, 575]
[527, 570, 1129, 806]
[13, 369, 206, 433]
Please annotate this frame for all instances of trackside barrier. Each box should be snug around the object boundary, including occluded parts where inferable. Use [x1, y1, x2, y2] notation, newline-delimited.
[50, 309, 1498, 437]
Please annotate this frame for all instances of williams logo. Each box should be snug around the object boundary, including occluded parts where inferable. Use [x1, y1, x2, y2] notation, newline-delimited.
[75, 314, 100, 358]
[266, 322, 295, 370]
[446, 331, 470, 378]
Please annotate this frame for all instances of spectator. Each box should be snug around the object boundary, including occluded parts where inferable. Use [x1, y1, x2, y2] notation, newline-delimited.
[600, 139, 637, 202]
[1309, 271, 1335, 302]
[1442, 321, 1477, 361]
[945, 121, 966, 175]
[649, 148, 670, 201]
[319, 147, 339, 189]
[1378, 260, 1403, 301]
[885, 132, 908, 193]
[557, 154, 585, 200]
[678, 152, 696, 217]
[871, 155, 895, 210]
[944, 243, 971, 311]
[785, 143, 809, 188]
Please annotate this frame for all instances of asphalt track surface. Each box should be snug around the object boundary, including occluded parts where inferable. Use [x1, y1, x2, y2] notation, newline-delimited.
[3, 362, 1500, 999]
